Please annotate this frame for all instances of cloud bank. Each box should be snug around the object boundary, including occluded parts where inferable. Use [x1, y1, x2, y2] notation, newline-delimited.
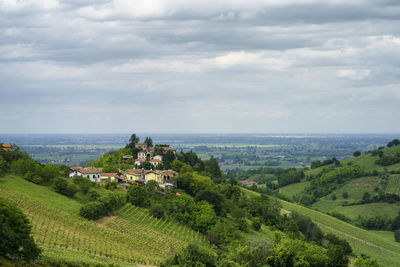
[1, 0, 399, 133]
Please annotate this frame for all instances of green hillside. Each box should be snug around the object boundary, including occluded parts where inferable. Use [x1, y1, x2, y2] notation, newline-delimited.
[279, 199, 400, 267]
[243, 188, 400, 267]
[0, 175, 206, 266]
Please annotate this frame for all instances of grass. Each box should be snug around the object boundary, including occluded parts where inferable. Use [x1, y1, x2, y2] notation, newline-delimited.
[0, 175, 204, 266]
[333, 203, 400, 221]
[0, 175, 81, 214]
[279, 181, 310, 199]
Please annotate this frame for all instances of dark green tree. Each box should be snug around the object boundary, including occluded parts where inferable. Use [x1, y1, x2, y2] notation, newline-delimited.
[144, 136, 153, 147]
[353, 151, 361, 157]
[127, 184, 146, 207]
[0, 198, 41, 261]
[163, 150, 176, 169]
[387, 139, 400, 148]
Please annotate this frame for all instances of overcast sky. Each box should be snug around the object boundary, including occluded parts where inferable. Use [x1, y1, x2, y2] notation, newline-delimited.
[1, 0, 400, 134]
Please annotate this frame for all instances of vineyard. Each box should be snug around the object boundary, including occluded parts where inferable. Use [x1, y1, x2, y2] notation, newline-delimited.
[385, 174, 400, 196]
[0, 177, 206, 266]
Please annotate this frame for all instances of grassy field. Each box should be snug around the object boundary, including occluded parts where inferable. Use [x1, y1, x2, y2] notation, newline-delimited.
[0, 175, 205, 266]
[278, 181, 310, 199]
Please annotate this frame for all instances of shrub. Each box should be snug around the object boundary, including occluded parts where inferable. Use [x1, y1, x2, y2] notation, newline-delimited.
[150, 204, 165, 219]
[65, 183, 79, 197]
[88, 189, 100, 200]
[79, 201, 105, 220]
[53, 177, 68, 194]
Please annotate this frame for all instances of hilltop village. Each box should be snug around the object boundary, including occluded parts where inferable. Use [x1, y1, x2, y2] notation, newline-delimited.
[68, 138, 179, 189]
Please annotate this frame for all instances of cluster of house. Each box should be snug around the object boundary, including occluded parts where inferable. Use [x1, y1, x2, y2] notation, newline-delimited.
[128, 142, 177, 168]
[0, 143, 12, 151]
[69, 166, 178, 189]
[69, 143, 180, 188]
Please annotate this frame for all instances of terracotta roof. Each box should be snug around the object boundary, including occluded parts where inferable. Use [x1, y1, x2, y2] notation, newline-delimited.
[125, 169, 144, 175]
[80, 167, 102, 174]
[101, 173, 117, 177]
[0, 143, 12, 151]
[162, 170, 178, 176]
[70, 166, 83, 171]
[150, 159, 162, 162]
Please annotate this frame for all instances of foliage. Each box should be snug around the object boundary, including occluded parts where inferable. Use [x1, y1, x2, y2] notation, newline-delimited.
[162, 244, 217, 267]
[310, 157, 340, 169]
[266, 238, 330, 267]
[354, 151, 362, 157]
[207, 220, 241, 247]
[73, 175, 92, 194]
[150, 204, 165, 219]
[127, 184, 147, 207]
[299, 165, 363, 204]
[144, 136, 153, 147]
[394, 229, 400, 243]
[0, 197, 41, 261]
[195, 189, 226, 216]
[80, 192, 126, 220]
[353, 255, 381, 267]
[278, 169, 304, 187]
[387, 139, 400, 148]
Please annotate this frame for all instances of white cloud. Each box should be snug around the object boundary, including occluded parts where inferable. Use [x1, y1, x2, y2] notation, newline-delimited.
[337, 69, 370, 80]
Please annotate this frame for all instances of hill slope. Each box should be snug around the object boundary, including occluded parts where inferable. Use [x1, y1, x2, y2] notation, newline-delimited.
[243, 188, 400, 267]
[0, 175, 206, 266]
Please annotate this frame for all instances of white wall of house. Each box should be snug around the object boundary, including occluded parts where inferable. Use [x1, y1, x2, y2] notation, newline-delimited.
[69, 171, 82, 178]
[82, 173, 101, 182]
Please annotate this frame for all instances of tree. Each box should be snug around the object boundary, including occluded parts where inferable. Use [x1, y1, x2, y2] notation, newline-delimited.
[342, 192, 349, 199]
[353, 256, 380, 267]
[53, 177, 68, 195]
[353, 151, 361, 157]
[190, 201, 217, 233]
[204, 156, 222, 179]
[127, 184, 146, 207]
[150, 204, 165, 219]
[0, 198, 41, 261]
[145, 180, 159, 192]
[144, 136, 153, 147]
[164, 150, 175, 169]
[163, 244, 217, 267]
[129, 133, 139, 145]
[195, 189, 226, 216]
[395, 229, 400, 242]
[387, 139, 400, 148]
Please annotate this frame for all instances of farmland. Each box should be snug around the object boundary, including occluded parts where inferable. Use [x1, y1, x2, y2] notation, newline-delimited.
[0, 175, 206, 266]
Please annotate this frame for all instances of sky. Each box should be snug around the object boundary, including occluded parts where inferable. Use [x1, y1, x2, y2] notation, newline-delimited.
[1, 0, 400, 134]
